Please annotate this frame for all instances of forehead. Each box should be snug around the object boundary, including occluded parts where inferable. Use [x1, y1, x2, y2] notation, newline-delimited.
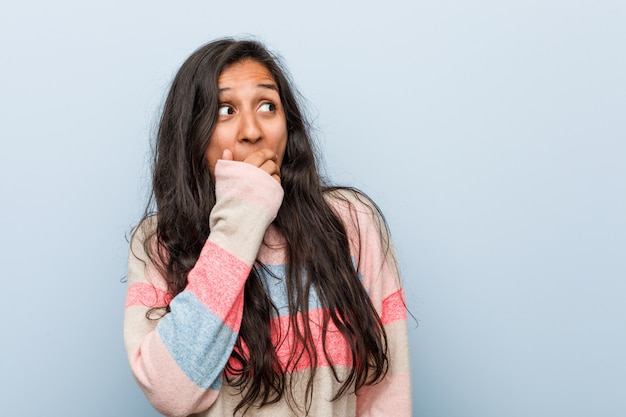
[217, 60, 277, 88]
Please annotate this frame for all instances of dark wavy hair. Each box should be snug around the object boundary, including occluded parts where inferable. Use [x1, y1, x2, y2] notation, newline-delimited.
[140, 38, 389, 414]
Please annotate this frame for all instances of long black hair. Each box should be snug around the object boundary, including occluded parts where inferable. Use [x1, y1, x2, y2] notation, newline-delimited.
[140, 38, 389, 414]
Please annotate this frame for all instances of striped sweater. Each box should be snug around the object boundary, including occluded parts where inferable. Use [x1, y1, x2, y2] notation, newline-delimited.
[123, 160, 411, 417]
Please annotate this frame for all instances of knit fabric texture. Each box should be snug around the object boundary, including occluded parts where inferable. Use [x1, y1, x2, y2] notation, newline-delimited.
[123, 160, 411, 417]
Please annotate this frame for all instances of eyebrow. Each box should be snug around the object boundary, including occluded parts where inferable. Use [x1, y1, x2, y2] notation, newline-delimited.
[218, 83, 279, 94]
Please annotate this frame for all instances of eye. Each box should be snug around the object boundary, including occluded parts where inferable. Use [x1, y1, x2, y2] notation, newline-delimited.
[218, 105, 234, 116]
[259, 102, 276, 112]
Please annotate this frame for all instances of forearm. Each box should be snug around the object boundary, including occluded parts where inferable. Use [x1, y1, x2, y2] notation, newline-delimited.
[124, 160, 284, 416]
[125, 240, 251, 416]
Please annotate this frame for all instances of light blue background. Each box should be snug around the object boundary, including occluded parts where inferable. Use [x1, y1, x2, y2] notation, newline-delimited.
[1, 1, 624, 416]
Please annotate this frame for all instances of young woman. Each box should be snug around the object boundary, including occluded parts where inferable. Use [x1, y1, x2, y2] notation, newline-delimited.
[123, 38, 411, 417]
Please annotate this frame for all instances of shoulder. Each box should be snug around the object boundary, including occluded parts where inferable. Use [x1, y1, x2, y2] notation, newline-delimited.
[130, 215, 158, 260]
[127, 215, 167, 286]
[324, 187, 380, 217]
[324, 188, 402, 301]
[323, 187, 393, 260]
[323, 187, 388, 239]
[128, 215, 158, 276]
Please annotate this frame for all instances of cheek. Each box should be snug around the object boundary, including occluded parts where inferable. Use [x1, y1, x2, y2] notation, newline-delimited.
[276, 129, 288, 162]
[205, 140, 224, 174]
[267, 120, 288, 153]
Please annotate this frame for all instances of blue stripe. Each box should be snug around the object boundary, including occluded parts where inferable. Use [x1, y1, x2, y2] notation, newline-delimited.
[157, 291, 236, 390]
[257, 264, 321, 316]
[256, 261, 366, 311]
[352, 257, 366, 284]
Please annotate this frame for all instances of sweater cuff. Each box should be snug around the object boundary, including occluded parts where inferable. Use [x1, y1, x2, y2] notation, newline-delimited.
[208, 160, 284, 265]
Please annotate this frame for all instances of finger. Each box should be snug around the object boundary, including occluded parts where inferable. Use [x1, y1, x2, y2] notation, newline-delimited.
[242, 149, 278, 168]
[258, 159, 281, 182]
[221, 149, 234, 161]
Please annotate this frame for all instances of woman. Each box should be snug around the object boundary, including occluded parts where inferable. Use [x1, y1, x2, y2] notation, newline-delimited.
[124, 38, 411, 417]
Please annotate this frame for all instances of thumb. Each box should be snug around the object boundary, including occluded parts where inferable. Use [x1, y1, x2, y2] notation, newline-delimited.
[221, 149, 234, 161]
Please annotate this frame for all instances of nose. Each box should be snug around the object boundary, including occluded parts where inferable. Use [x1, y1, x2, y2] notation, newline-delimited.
[238, 111, 262, 144]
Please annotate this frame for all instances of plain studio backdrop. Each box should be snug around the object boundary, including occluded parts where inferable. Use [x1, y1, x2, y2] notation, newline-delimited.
[1, 1, 624, 416]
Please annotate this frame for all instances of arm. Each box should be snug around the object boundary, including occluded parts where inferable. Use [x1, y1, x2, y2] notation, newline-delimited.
[123, 160, 283, 417]
[328, 190, 412, 417]
[356, 286, 412, 417]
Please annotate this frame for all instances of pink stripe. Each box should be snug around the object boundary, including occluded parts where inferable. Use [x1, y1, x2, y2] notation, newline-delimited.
[273, 309, 353, 370]
[381, 289, 407, 325]
[224, 296, 407, 375]
[125, 282, 173, 308]
[226, 308, 353, 374]
[186, 240, 250, 331]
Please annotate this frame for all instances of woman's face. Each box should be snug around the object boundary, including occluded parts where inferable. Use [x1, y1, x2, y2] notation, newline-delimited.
[205, 59, 288, 177]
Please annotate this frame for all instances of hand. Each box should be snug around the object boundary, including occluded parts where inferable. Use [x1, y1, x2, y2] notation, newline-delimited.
[221, 149, 281, 183]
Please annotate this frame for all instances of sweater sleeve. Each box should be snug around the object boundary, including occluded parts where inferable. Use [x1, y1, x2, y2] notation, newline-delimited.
[123, 160, 283, 417]
[327, 190, 412, 417]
